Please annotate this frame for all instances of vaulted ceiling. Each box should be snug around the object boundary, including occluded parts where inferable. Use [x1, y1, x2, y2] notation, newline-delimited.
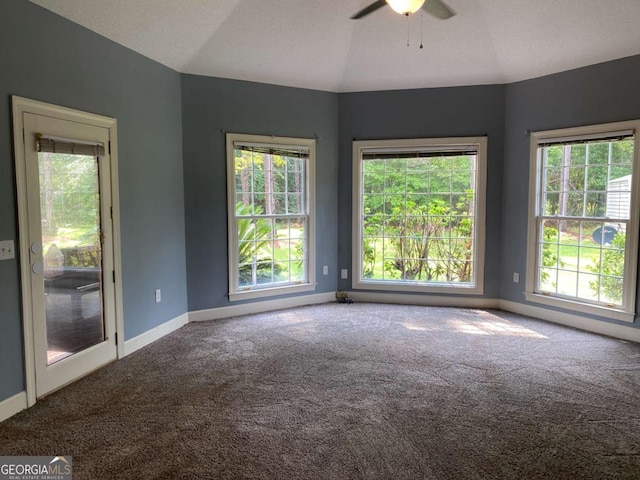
[29, 0, 640, 92]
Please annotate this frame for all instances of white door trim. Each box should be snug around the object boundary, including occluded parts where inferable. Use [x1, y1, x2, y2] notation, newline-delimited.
[12, 96, 124, 406]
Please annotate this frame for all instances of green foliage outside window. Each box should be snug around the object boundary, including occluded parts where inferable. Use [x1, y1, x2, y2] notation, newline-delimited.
[362, 156, 476, 283]
[234, 144, 308, 288]
[539, 137, 631, 305]
[543, 141, 633, 217]
[236, 202, 276, 285]
[588, 233, 625, 305]
[540, 226, 561, 286]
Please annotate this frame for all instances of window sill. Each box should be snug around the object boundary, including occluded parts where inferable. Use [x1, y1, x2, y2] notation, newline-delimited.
[353, 279, 483, 295]
[229, 282, 316, 302]
[524, 292, 635, 323]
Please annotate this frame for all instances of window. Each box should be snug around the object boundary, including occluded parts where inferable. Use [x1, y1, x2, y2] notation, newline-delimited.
[226, 133, 315, 301]
[526, 121, 640, 322]
[352, 137, 487, 294]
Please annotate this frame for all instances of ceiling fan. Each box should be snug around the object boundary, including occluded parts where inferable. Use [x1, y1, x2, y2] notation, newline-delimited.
[351, 0, 456, 20]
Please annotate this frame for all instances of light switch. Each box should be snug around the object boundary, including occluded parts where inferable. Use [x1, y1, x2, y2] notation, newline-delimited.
[0, 240, 15, 261]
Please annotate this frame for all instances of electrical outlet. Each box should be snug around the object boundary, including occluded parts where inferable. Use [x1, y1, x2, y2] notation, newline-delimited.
[155, 289, 162, 303]
[341, 269, 348, 279]
[513, 272, 520, 283]
[323, 265, 328, 275]
[0, 240, 15, 261]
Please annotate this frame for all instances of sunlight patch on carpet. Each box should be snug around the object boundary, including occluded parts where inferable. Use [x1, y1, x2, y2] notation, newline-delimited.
[448, 318, 548, 338]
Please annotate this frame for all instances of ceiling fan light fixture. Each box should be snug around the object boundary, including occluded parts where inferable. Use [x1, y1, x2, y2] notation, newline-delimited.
[386, 0, 425, 16]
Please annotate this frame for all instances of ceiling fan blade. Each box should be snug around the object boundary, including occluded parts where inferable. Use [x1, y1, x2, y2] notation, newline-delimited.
[350, 0, 387, 20]
[422, 0, 456, 20]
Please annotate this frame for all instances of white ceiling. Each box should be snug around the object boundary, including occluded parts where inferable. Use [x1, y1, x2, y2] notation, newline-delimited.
[28, 0, 640, 92]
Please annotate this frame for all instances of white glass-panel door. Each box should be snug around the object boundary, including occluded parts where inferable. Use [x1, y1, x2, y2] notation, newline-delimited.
[22, 112, 117, 397]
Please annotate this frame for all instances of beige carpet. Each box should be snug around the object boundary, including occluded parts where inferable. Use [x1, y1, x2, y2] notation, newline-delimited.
[1, 303, 639, 479]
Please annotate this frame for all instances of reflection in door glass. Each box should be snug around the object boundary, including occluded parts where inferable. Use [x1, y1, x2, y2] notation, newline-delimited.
[39, 152, 105, 365]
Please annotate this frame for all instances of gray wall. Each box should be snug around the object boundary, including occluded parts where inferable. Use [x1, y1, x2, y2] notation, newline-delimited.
[4, 0, 640, 409]
[337, 86, 506, 297]
[501, 55, 640, 327]
[0, 0, 188, 401]
[182, 75, 338, 311]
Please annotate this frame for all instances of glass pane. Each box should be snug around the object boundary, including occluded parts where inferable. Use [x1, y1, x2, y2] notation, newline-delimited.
[238, 263, 253, 287]
[289, 217, 305, 238]
[287, 158, 304, 192]
[411, 194, 430, 210]
[291, 260, 305, 282]
[566, 192, 584, 216]
[557, 270, 578, 297]
[451, 155, 473, 170]
[451, 172, 473, 192]
[256, 261, 273, 285]
[543, 193, 559, 215]
[39, 152, 104, 365]
[253, 193, 266, 213]
[538, 217, 627, 305]
[429, 157, 453, 170]
[578, 247, 600, 272]
[567, 166, 585, 192]
[569, 144, 586, 166]
[287, 194, 303, 214]
[360, 150, 477, 286]
[274, 262, 290, 282]
[363, 171, 385, 194]
[539, 267, 557, 292]
[578, 273, 600, 302]
[234, 216, 307, 289]
[272, 193, 286, 214]
[238, 240, 256, 262]
[606, 181, 631, 220]
[253, 164, 265, 195]
[429, 171, 452, 193]
[599, 275, 624, 306]
[586, 166, 607, 191]
[544, 167, 562, 192]
[272, 236, 288, 262]
[599, 231, 625, 305]
[363, 237, 382, 279]
[235, 165, 253, 194]
[363, 194, 383, 216]
[272, 169, 286, 193]
[585, 192, 606, 217]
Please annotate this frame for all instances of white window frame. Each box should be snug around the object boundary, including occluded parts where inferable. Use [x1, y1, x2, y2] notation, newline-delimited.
[525, 120, 640, 323]
[352, 136, 487, 294]
[226, 133, 316, 301]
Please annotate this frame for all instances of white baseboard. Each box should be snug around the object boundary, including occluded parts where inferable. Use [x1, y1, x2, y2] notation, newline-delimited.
[348, 291, 501, 309]
[189, 292, 336, 322]
[0, 391, 27, 423]
[123, 313, 189, 356]
[499, 299, 640, 343]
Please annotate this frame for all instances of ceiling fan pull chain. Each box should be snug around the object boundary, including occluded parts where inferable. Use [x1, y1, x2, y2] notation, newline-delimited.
[420, 11, 424, 49]
[407, 15, 410, 47]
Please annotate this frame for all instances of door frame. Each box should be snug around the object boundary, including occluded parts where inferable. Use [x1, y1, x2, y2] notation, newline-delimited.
[12, 96, 125, 406]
